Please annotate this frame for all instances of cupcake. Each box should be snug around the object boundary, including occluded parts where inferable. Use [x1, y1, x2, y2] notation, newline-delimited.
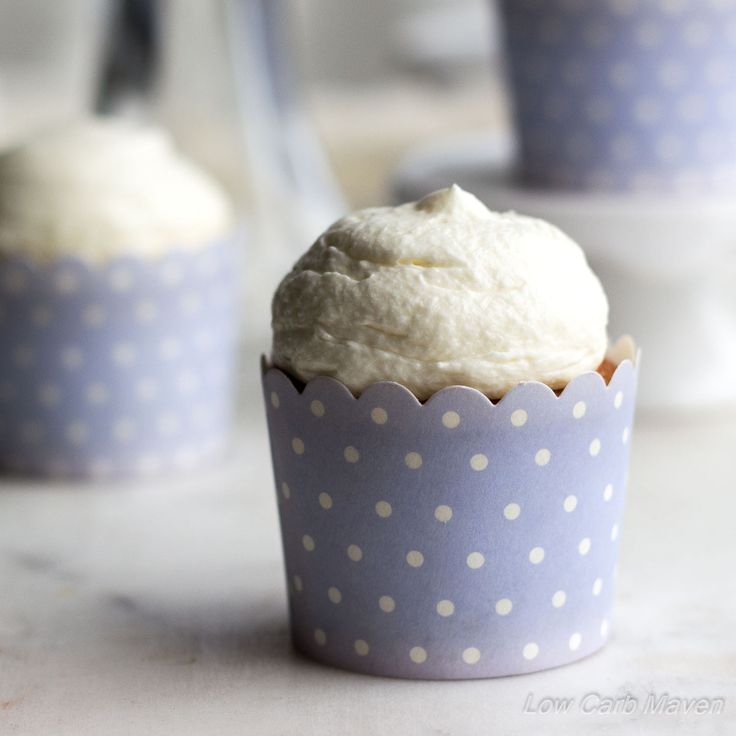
[499, 0, 736, 193]
[263, 185, 637, 679]
[0, 118, 239, 478]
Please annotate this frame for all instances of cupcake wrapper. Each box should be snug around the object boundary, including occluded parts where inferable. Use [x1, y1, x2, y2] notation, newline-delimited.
[262, 344, 638, 679]
[500, 0, 736, 192]
[0, 237, 239, 479]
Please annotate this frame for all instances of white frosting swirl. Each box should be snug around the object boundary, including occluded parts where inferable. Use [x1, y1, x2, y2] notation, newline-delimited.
[272, 185, 609, 399]
[0, 118, 233, 262]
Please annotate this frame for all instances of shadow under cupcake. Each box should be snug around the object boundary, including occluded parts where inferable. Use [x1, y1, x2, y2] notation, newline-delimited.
[262, 185, 638, 679]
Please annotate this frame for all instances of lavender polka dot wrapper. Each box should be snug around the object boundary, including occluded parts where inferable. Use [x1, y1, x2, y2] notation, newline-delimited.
[0, 237, 238, 479]
[262, 346, 638, 679]
[499, 0, 736, 193]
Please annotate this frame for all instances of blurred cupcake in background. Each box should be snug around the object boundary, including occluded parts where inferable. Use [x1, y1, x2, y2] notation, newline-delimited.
[263, 186, 638, 679]
[0, 118, 239, 479]
[499, 0, 736, 193]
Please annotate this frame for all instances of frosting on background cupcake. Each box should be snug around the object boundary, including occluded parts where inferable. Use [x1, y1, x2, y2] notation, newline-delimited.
[0, 117, 239, 479]
[272, 185, 609, 399]
[0, 118, 233, 262]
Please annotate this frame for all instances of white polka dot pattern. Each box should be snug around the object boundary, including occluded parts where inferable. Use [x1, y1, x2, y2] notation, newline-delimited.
[501, 0, 736, 193]
[436, 599, 455, 617]
[0, 239, 237, 478]
[264, 355, 637, 679]
[409, 646, 427, 663]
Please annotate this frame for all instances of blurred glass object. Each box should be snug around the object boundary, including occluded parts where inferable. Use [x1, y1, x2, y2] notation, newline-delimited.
[154, 0, 345, 330]
[96, 0, 158, 115]
[0, 0, 109, 147]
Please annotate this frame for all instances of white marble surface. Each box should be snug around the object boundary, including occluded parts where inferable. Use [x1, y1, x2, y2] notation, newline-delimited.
[1, 365, 735, 736]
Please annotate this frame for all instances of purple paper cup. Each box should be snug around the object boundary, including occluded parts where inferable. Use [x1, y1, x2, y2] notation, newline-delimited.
[262, 338, 638, 679]
[0, 237, 239, 479]
[499, 0, 736, 193]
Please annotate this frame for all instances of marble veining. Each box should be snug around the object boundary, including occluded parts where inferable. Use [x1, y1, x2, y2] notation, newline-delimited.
[0, 391, 734, 735]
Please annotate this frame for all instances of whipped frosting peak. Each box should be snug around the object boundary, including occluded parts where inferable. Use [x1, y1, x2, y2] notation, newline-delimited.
[272, 186, 609, 399]
[0, 118, 233, 262]
[415, 183, 491, 219]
